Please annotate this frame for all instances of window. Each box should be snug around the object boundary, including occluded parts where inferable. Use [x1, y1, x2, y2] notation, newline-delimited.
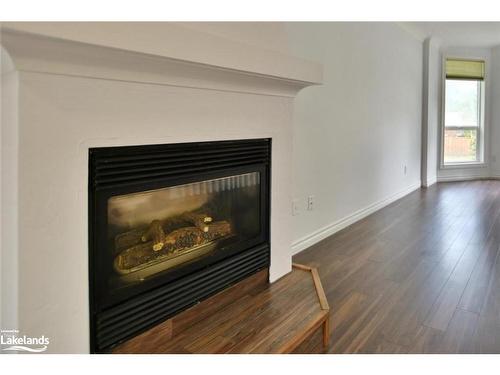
[443, 58, 485, 165]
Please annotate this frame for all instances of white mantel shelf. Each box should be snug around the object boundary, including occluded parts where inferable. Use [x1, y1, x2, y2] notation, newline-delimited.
[1, 24, 323, 97]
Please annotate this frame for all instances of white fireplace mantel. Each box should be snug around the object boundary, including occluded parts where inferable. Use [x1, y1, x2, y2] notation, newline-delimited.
[1, 25, 322, 97]
[0, 23, 322, 353]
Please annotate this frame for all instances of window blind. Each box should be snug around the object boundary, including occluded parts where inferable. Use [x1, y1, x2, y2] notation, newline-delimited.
[446, 59, 485, 80]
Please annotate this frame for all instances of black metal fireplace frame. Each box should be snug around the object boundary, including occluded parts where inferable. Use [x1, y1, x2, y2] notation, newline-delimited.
[88, 139, 271, 353]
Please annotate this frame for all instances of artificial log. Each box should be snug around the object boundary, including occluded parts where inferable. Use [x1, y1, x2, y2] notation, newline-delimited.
[117, 213, 214, 250]
[164, 221, 232, 252]
[114, 220, 232, 274]
[182, 212, 213, 232]
[141, 220, 166, 251]
[115, 241, 154, 272]
[206, 220, 231, 236]
[115, 228, 144, 251]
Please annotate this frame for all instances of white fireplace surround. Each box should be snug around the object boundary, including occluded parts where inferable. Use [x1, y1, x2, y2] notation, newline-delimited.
[0, 24, 322, 353]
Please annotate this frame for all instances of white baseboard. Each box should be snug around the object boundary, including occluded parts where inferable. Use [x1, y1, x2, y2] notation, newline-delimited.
[422, 176, 437, 187]
[437, 175, 489, 182]
[291, 181, 422, 255]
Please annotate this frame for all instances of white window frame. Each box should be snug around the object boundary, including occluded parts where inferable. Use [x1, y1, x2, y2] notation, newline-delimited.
[440, 56, 487, 169]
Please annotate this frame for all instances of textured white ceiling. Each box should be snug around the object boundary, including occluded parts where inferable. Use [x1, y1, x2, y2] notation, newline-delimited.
[404, 22, 500, 48]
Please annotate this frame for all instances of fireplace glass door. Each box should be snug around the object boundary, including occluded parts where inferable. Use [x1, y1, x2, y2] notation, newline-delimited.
[106, 171, 263, 296]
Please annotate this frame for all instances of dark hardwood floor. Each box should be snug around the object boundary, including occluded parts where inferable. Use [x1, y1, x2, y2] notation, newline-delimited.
[113, 266, 329, 354]
[293, 180, 500, 353]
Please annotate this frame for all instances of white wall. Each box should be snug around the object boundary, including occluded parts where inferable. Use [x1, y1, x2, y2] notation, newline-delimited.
[284, 23, 423, 252]
[437, 46, 492, 182]
[124, 22, 425, 252]
[0, 46, 19, 331]
[180, 22, 291, 54]
[491, 45, 500, 178]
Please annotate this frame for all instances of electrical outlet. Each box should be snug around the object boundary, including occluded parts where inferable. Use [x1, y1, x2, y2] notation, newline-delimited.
[307, 195, 314, 211]
[292, 199, 300, 216]
[404, 165, 407, 175]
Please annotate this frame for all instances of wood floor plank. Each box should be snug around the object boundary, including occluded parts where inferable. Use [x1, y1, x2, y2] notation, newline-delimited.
[329, 283, 399, 353]
[480, 258, 500, 324]
[458, 237, 500, 314]
[474, 314, 500, 353]
[410, 325, 444, 354]
[437, 309, 479, 353]
[363, 336, 408, 354]
[423, 241, 484, 331]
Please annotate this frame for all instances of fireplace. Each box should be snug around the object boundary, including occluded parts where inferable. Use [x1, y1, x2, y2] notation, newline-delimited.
[89, 139, 271, 353]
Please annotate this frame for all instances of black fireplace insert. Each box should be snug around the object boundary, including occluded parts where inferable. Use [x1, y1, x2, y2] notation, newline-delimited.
[89, 139, 271, 353]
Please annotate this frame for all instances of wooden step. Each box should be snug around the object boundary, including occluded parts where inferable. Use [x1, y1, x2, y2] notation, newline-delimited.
[112, 264, 330, 354]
